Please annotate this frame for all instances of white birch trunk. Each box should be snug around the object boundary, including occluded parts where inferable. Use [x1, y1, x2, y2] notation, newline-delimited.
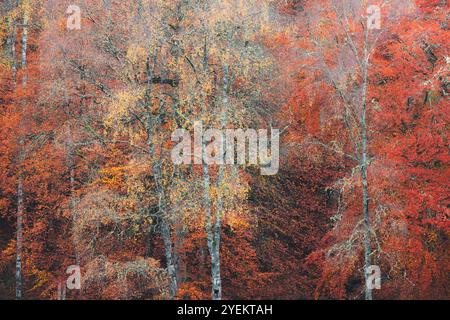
[16, 9, 29, 300]
[361, 25, 372, 301]
[21, 10, 28, 86]
[206, 66, 230, 300]
[15, 173, 24, 300]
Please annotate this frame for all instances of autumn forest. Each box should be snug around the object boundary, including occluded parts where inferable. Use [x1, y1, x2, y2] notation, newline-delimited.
[0, 0, 448, 300]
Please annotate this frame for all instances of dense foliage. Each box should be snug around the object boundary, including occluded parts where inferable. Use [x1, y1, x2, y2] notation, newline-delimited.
[0, 0, 448, 300]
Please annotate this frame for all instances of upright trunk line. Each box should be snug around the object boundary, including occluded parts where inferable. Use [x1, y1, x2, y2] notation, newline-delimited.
[16, 8, 29, 300]
[210, 66, 230, 300]
[146, 49, 177, 298]
[153, 162, 178, 299]
[21, 10, 28, 86]
[201, 41, 222, 300]
[361, 24, 372, 301]
[15, 173, 24, 300]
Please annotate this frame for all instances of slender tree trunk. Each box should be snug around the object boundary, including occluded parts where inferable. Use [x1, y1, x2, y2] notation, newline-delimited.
[201, 41, 223, 300]
[162, 218, 177, 299]
[150, 126, 178, 299]
[16, 9, 29, 300]
[153, 161, 178, 299]
[63, 78, 81, 267]
[361, 25, 372, 301]
[64, 87, 82, 298]
[206, 66, 229, 300]
[7, 2, 21, 300]
[211, 167, 224, 300]
[15, 173, 24, 300]
[11, 23, 17, 85]
[21, 10, 28, 87]
[202, 143, 216, 297]
[145, 48, 178, 298]
[203, 137, 223, 301]
[68, 144, 79, 265]
[174, 220, 185, 285]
